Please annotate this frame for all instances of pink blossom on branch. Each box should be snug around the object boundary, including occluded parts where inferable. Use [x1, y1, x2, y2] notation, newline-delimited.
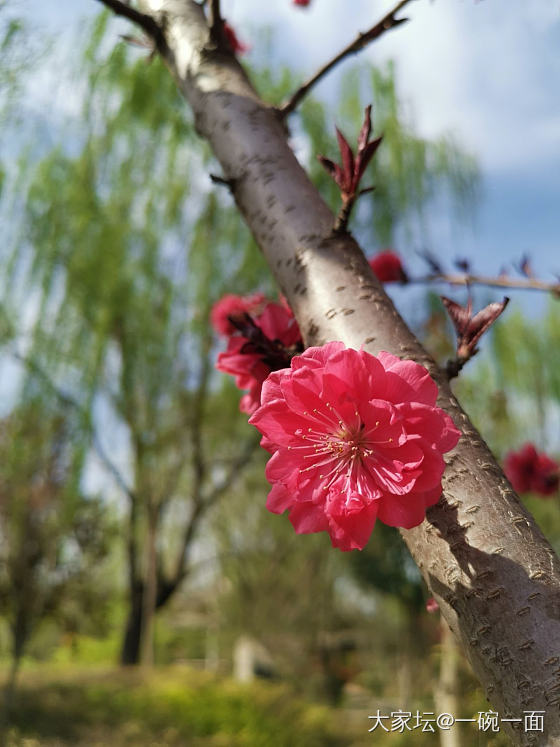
[369, 250, 408, 283]
[426, 597, 439, 614]
[223, 22, 249, 55]
[503, 444, 559, 496]
[249, 342, 460, 551]
[210, 292, 266, 336]
[216, 301, 302, 414]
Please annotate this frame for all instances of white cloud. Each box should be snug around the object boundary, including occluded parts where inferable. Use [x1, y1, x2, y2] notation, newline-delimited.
[227, 0, 560, 172]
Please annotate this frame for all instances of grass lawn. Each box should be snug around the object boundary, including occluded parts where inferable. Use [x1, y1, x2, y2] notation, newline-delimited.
[0, 665, 360, 746]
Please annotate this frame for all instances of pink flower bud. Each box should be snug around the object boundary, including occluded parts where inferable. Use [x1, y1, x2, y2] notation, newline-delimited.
[426, 597, 439, 614]
[504, 444, 559, 496]
[369, 251, 407, 283]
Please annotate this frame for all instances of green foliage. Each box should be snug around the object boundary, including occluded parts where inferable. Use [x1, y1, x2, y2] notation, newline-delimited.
[4, 667, 349, 746]
[0, 8, 27, 103]
[0, 397, 115, 666]
[491, 304, 560, 433]
[457, 302, 560, 454]
[5, 13, 277, 664]
[349, 522, 425, 612]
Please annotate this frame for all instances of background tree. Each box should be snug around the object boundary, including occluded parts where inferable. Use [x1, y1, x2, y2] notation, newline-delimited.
[7, 16, 265, 666]
[0, 393, 112, 717]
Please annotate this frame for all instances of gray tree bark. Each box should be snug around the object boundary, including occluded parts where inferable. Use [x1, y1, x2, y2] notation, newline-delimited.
[125, 2, 560, 743]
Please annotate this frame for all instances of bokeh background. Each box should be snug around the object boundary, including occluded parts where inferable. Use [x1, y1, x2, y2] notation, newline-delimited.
[0, 1, 558, 745]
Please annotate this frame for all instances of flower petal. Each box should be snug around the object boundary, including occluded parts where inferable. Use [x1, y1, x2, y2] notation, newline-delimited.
[288, 502, 329, 534]
[326, 493, 378, 551]
[378, 352, 438, 406]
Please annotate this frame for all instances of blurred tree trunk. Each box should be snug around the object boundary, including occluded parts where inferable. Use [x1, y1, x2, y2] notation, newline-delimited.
[1, 612, 28, 724]
[104, 2, 560, 742]
[139, 506, 158, 667]
[396, 624, 412, 706]
[121, 584, 144, 665]
[435, 618, 461, 747]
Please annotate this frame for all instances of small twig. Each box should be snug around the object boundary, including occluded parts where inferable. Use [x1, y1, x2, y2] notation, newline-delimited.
[208, 0, 222, 33]
[95, 0, 165, 49]
[408, 273, 560, 296]
[333, 196, 355, 235]
[210, 173, 237, 192]
[445, 356, 467, 381]
[441, 295, 509, 381]
[280, 0, 414, 118]
[319, 106, 381, 235]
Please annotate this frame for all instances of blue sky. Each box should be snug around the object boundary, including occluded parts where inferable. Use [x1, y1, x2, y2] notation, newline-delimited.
[20, 0, 560, 297]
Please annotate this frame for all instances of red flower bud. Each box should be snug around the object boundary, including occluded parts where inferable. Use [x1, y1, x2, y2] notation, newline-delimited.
[504, 444, 559, 497]
[426, 597, 439, 614]
[223, 22, 249, 55]
[369, 251, 407, 283]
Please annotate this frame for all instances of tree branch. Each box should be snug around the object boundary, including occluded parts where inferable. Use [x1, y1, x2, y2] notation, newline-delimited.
[408, 272, 560, 296]
[13, 351, 136, 502]
[204, 435, 260, 509]
[164, 434, 260, 601]
[95, 0, 165, 48]
[208, 0, 222, 34]
[280, 0, 415, 118]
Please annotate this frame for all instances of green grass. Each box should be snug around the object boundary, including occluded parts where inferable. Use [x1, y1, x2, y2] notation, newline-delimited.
[1, 666, 354, 746]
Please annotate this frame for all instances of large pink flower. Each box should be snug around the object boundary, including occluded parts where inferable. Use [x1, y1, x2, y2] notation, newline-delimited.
[249, 342, 460, 551]
[216, 302, 302, 414]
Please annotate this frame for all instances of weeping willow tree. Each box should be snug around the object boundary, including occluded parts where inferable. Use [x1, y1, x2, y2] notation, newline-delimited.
[6, 15, 269, 666]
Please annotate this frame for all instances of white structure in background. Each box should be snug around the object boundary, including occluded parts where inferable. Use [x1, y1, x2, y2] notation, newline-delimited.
[233, 636, 275, 683]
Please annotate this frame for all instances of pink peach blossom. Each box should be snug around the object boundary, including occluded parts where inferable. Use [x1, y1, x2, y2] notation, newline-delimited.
[504, 443, 559, 496]
[216, 302, 302, 414]
[369, 251, 407, 283]
[210, 293, 266, 337]
[426, 597, 439, 614]
[249, 342, 460, 550]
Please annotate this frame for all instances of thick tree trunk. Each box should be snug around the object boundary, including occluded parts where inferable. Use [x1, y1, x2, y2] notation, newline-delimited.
[121, 570, 181, 665]
[139, 508, 158, 667]
[1, 614, 28, 728]
[131, 3, 560, 742]
[121, 582, 143, 665]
